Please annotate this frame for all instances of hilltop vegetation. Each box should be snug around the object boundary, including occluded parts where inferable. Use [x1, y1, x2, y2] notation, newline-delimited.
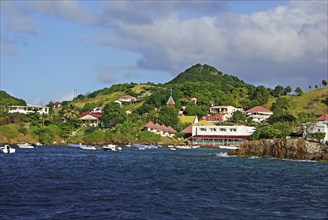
[0, 90, 26, 107]
[0, 64, 327, 145]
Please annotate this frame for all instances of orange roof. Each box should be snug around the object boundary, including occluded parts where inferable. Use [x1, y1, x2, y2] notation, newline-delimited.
[317, 113, 328, 121]
[246, 106, 272, 113]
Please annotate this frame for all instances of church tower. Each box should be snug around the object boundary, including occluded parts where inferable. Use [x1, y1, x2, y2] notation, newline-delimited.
[166, 88, 175, 108]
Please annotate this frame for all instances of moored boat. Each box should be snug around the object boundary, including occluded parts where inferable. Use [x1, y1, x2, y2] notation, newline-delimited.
[175, 145, 192, 149]
[102, 144, 122, 152]
[1, 145, 16, 154]
[17, 143, 36, 149]
[80, 145, 97, 150]
[219, 145, 239, 150]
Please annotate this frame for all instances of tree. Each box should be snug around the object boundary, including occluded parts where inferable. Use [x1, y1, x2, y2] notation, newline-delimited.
[315, 85, 318, 89]
[321, 97, 328, 107]
[309, 85, 312, 90]
[295, 87, 303, 96]
[284, 86, 292, 95]
[312, 132, 326, 143]
[271, 97, 290, 113]
[322, 80, 327, 87]
[251, 85, 270, 105]
[157, 106, 179, 129]
[63, 104, 79, 120]
[232, 111, 246, 123]
[101, 102, 126, 128]
[81, 103, 96, 113]
[271, 85, 284, 98]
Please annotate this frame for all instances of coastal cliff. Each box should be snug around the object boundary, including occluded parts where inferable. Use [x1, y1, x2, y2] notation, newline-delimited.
[228, 138, 328, 161]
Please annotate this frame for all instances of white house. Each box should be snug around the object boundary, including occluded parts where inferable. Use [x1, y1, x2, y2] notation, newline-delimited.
[189, 125, 256, 147]
[303, 114, 328, 143]
[209, 105, 243, 121]
[245, 106, 273, 122]
[8, 105, 49, 115]
[77, 112, 102, 127]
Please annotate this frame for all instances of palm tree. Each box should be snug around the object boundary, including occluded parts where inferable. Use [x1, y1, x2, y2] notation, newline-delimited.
[63, 104, 79, 121]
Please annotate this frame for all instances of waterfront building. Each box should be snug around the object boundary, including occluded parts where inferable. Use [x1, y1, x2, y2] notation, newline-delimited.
[188, 125, 255, 147]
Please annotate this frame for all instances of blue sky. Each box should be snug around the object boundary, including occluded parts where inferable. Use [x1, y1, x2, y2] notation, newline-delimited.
[1, 0, 327, 105]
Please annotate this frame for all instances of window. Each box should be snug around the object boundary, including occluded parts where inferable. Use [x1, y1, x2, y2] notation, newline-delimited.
[220, 128, 226, 132]
[230, 128, 237, 132]
[200, 128, 207, 131]
[210, 128, 216, 132]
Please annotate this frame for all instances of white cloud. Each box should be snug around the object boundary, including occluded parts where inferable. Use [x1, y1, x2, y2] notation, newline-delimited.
[89, 0, 327, 89]
[0, 36, 18, 56]
[1, 1, 94, 35]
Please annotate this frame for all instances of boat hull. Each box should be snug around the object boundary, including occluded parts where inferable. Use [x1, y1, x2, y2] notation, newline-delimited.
[1, 146, 16, 154]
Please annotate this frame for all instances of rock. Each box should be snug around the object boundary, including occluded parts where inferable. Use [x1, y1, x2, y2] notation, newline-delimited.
[228, 138, 328, 161]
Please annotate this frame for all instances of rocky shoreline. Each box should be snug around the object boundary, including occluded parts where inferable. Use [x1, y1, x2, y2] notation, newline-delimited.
[228, 138, 328, 161]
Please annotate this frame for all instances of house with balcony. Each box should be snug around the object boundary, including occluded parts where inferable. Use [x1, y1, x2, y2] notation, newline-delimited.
[78, 112, 102, 127]
[209, 105, 243, 121]
[8, 104, 50, 115]
[245, 106, 273, 122]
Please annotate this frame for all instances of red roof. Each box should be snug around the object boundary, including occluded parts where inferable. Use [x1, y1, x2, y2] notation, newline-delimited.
[246, 106, 272, 113]
[181, 125, 192, 133]
[317, 113, 328, 121]
[54, 102, 61, 105]
[201, 114, 224, 122]
[78, 112, 101, 119]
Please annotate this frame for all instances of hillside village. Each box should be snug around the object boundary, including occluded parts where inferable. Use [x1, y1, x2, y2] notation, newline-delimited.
[0, 64, 327, 146]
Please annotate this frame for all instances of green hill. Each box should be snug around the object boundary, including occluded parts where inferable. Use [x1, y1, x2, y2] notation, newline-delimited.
[166, 63, 253, 91]
[0, 90, 26, 107]
[265, 88, 328, 116]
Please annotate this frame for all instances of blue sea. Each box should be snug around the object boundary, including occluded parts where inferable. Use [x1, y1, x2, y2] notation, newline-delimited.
[1, 146, 327, 220]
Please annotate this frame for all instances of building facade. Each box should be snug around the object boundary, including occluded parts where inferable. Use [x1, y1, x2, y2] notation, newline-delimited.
[8, 105, 50, 114]
[189, 125, 255, 147]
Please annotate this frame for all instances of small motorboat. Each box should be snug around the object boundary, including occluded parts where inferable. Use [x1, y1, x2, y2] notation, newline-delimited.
[103, 144, 122, 152]
[1, 145, 16, 154]
[175, 145, 192, 149]
[219, 145, 239, 150]
[17, 143, 36, 149]
[80, 145, 97, 150]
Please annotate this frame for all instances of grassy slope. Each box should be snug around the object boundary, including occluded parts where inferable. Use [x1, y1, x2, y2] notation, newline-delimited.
[264, 88, 328, 116]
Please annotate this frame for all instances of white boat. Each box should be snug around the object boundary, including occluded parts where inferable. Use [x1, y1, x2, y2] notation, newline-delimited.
[191, 145, 200, 149]
[219, 145, 239, 150]
[175, 145, 192, 149]
[169, 147, 176, 151]
[103, 144, 122, 152]
[1, 145, 16, 154]
[80, 145, 97, 150]
[17, 143, 36, 149]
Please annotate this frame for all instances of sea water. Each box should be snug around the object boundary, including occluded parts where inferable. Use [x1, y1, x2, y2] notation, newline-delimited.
[0, 147, 327, 220]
